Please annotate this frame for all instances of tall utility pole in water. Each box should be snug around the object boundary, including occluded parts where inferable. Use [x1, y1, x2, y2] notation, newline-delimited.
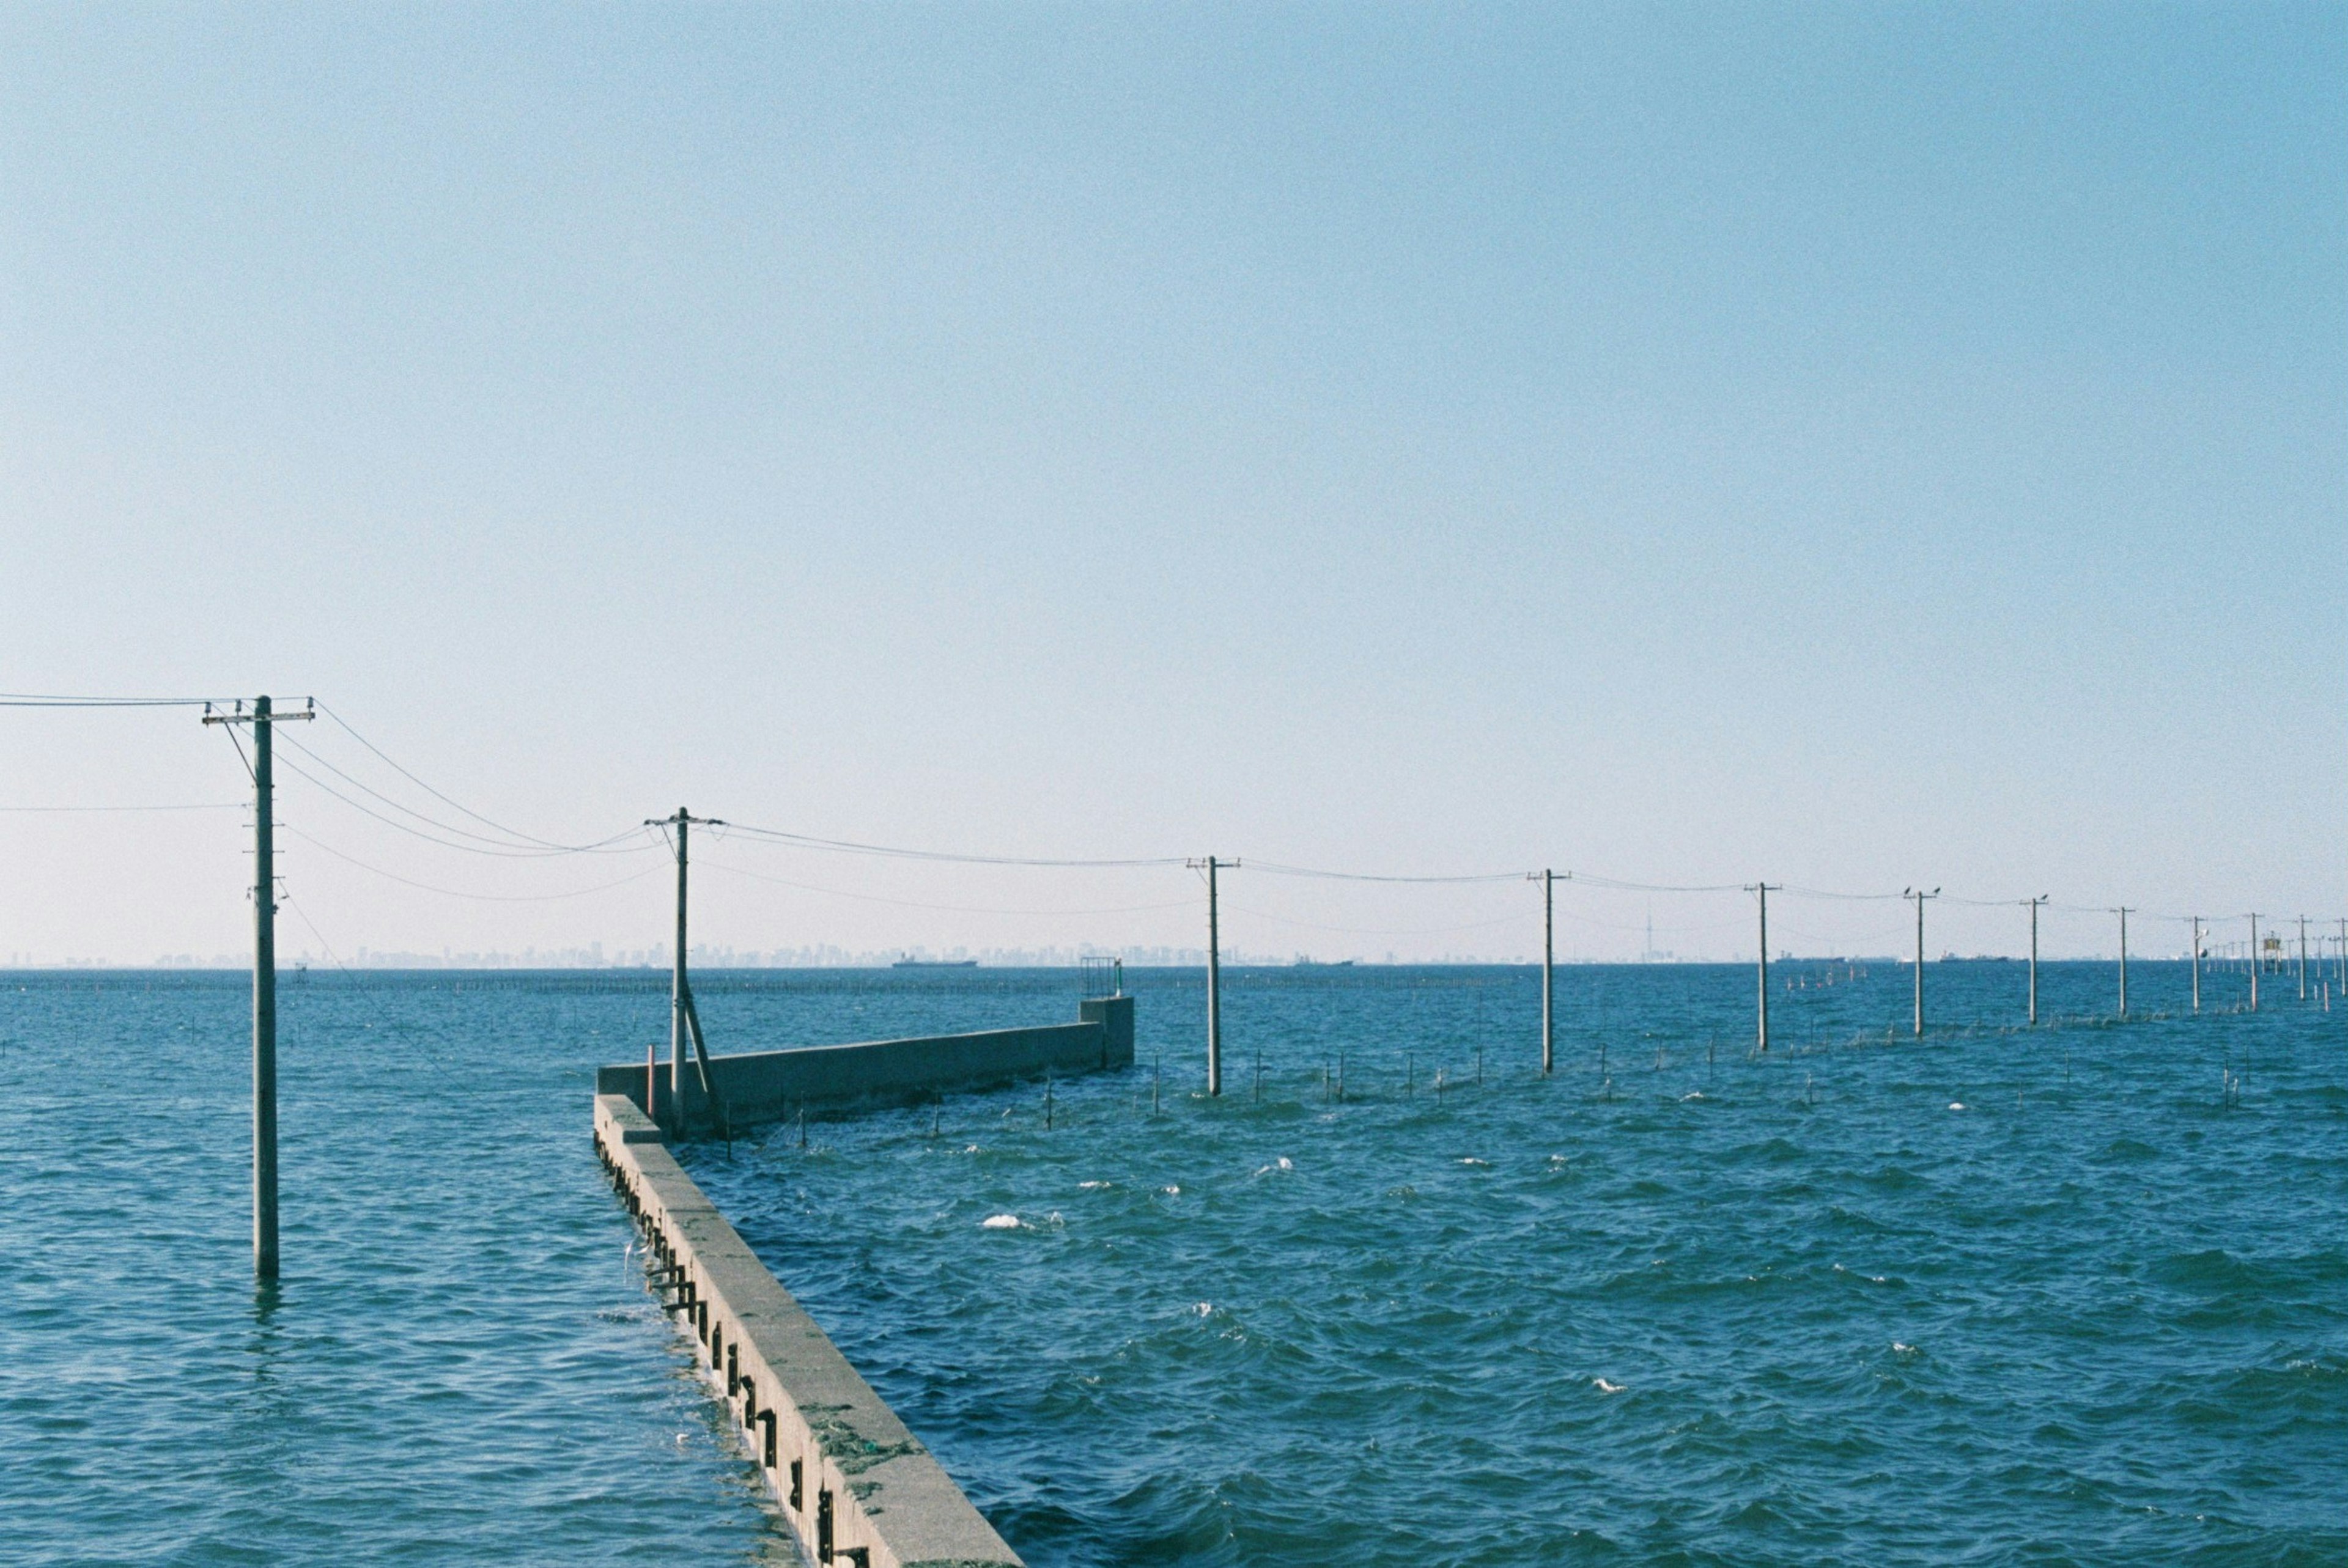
[1905, 888, 1938, 1037]
[204, 696, 314, 1281]
[2026, 896, 2047, 1026]
[2248, 913, 2261, 1012]
[2114, 908, 2132, 1018]
[1189, 857, 1233, 1096]
[2190, 916, 2203, 1014]
[1747, 883, 1779, 1053]
[647, 808, 724, 1120]
[1535, 869, 1558, 1075]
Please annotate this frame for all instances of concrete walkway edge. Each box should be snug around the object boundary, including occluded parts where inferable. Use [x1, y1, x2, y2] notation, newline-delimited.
[594, 1092, 1024, 1568]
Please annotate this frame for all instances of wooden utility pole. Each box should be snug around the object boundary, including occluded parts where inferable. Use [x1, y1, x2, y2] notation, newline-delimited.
[1905, 888, 1938, 1037]
[203, 696, 314, 1281]
[2026, 896, 2047, 1025]
[1747, 883, 1779, 1053]
[1188, 857, 1234, 1095]
[646, 808, 725, 1127]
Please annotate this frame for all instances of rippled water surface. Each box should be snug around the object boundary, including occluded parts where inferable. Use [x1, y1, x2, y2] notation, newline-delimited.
[7, 963, 2346, 1566]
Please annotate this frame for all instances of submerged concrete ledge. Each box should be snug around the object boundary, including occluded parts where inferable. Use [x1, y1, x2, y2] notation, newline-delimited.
[595, 1091, 1023, 1568]
[599, 994, 1134, 1130]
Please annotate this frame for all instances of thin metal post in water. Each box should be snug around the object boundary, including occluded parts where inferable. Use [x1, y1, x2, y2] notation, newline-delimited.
[2297, 915, 2309, 1001]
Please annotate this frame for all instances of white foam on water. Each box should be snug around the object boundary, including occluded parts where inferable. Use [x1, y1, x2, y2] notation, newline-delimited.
[1948, 1102, 1966, 1111]
[1078, 1180, 1110, 1190]
[1161, 1184, 1181, 1196]
[1459, 1157, 1490, 1166]
[1277, 1157, 1293, 1170]
[1892, 1341, 1918, 1355]
[980, 1213, 1022, 1230]
[1681, 1092, 1708, 1102]
[1593, 1378, 1626, 1394]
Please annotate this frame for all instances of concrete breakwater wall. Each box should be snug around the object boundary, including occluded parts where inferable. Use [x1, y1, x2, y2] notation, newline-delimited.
[594, 1091, 1022, 1568]
[599, 994, 1134, 1130]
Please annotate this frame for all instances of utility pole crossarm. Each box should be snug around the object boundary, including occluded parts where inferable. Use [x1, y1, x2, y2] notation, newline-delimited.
[202, 701, 316, 727]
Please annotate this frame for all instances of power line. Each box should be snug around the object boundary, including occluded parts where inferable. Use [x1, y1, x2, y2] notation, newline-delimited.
[1568, 871, 1748, 894]
[717, 819, 1186, 868]
[282, 826, 666, 902]
[1245, 860, 1527, 885]
[1222, 902, 1532, 937]
[272, 750, 605, 859]
[317, 701, 622, 853]
[0, 802, 243, 812]
[275, 731, 651, 857]
[0, 692, 242, 707]
[695, 855, 1197, 917]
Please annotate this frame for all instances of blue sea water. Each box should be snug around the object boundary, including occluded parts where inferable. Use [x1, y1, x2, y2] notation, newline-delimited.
[5, 962, 2344, 1566]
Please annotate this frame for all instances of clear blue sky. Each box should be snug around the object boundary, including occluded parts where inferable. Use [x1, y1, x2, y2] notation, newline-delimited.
[2, 2, 2341, 965]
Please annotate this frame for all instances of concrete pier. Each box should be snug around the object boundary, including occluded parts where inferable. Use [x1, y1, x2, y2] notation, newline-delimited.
[598, 993, 1134, 1132]
[595, 1092, 1023, 1568]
